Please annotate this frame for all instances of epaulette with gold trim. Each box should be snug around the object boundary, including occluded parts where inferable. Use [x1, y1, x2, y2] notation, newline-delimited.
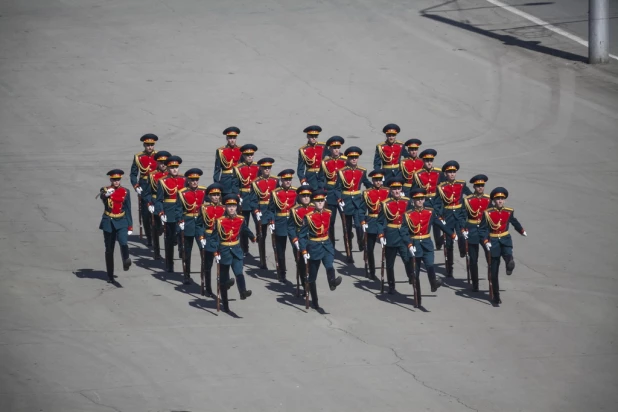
[198, 185, 207, 190]
[504, 207, 514, 212]
[179, 187, 188, 193]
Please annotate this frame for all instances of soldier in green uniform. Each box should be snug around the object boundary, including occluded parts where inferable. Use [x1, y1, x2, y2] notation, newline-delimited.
[287, 186, 315, 296]
[317, 136, 347, 246]
[213, 127, 242, 197]
[462, 174, 492, 291]
[130, 133, 158, 246]
[177, 168, 207, 285]
[251, 158, 278, 270]
[297, 125, 328, 190]
[99, 169, 133, 283]
[143, 151, 170, 260]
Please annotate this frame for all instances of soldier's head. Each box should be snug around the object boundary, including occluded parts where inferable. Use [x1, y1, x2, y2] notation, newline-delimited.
[207, 183, 223, 204]
[382, 124, 400, 144]
[223, 126, 240, 147]
[107, 169, 124, 188]
[240, 144, 257, 164]
[344, 147, 361, 167]
[258, 158, 274, 178]
[470, 174, 488, 195]
[386, 177, 404, 199]
[224, 194, 239, 216]
[140, 134, 158, 154]
[185, 168, 202, 189]
[405, 139, 422, 159]
[420, 149, 437, 170]
[410, 188, 427, 209]
[166, 156, 182, 177]
[155, 151, 171, 172]
[442, 161, 460, 182]
[491, 187, 508, 209]
[304, 125, 322, 145]
[278, 169, 294, 189]
[312, 189, 327, 211]
[326, 136, 345, 157]
[297, 187, 312, 206]
[369, 169, 385, 188]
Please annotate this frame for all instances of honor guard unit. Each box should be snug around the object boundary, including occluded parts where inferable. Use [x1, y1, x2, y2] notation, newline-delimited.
[297, 125, 327, 190]
[268, 169, 298, 281]
[361, 169, 390, 279]
[412, 149, 445, 249]
[333, 146, 372, 262]
[374, 124, 406, 179]
[233, 144, 260, 255]
[99, 169, 133, 283]
[480, 187, 527, 306]
[399, 139, 423, 197]
[214, 127, 242, 197]
[317, 136, 347, 245]
[155, 155, 186, 273]
[177, 168, 207, 285]
[198, 183, 226, 298]
[462, 174, 491, 291]
[252, 158, 278, 270]
[143, 151, 171, 260]
[130, 133, 158, 245]
[298, 189, 343, 310]
[287, 186, 316, 297]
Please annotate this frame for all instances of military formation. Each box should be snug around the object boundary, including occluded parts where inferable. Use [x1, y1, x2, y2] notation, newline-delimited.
[99, 124, 527, 313]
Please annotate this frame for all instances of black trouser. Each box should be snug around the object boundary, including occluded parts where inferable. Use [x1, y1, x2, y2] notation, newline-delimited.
[219, 264, 248, 310]
[258, 223, 268, 268]
[296, 254, 308, 290]
[203, 250, 215, 294]
[468, 243, 488, 289]
[182, 233, 200, 278]
[366, 233, 378, 276]
[385, 245, 413, 289]
[164, 222, 178, 271]
[489, 254, 513, 300]
[274, 235, 298, 279]
[344, 215, 364, 252]
[104, 229, 129, 280]
[151, 215, 163, 258]
[241, 210, 259, 254]
[139, 196, 152, 243]
[326, 204, 339, 245]
[434, 224, 444, 249]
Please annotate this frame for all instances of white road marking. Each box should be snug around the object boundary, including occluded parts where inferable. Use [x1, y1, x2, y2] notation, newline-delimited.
[486, 0, 618, 60]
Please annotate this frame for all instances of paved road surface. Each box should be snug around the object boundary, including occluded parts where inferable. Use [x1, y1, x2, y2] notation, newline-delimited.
[1, 1, 617, 411]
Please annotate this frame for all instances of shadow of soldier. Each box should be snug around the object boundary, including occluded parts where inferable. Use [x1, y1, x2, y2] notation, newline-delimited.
[264, 278, 309, 313]
[73, 269, 124, 288]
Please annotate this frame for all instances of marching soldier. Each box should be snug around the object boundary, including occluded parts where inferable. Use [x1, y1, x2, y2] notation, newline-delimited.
[268, 169, 298, 282]
[297, 125, 328, 190]
[252, 157, 278, 270]
[288, 186, 315, 296]
[155, 155, 186, 273]
[437, 160, 472, 277]
[298, 189, 343, 310]
[213, 126, 242, 197]
[480, 187, 527, 306]
[213, 194, 256, 313]
[361, 169, 390, 279]
[399, 139, 423, 197]
[376, 177, 412, 294]
[404, 188, 454, 306]
[130, 133, 158, 245]
[462, 174, 492, 291]
[177, 168, 207, 285]
[333, 146, 372, 262]
[99, 169, 133, 283]
[374, 124, 406, 180]
[412, 149, 445, 249]
[317, 136, 347, 246]
[233, 144, 261, 255]
[198, 183, 225, 298]
[143, 150, 170, 260]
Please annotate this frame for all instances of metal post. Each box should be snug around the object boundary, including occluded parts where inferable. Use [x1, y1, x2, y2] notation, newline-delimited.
[589, 0, 610, 64]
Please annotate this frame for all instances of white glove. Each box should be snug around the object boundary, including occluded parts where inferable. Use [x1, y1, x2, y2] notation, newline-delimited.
[269, 223, 275, 234]
[409, 246, 416, 256]
[239, 197, 243, 206]
[178, 221, 185, 230]
[338, 201, 345, 210]
[362, 223, 368, 232]
[105, 188, 115, 197]
[294, 240, 299, 249]
[522, 231, 527, 237]
[453, 234, 458, 241]
[380, 237, 387, 247]
[485, 242, 492, 251]
[255, 211, 262, 221]
[463, 230, 469, 240]
[200, 238, 206, 247]
[135, 187, 143, 195]
[301, 181, 309, 186]
[440, 218, 446, 225]
[303, 253, 310, 263]
[214, 254, 221, 263]
[160, 214, 167, 223]
[127, 230, 133, 236]
[148, 205, 155, 213]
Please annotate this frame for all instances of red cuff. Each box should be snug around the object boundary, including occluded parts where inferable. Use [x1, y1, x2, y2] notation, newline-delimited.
[128, 226, 133, 231]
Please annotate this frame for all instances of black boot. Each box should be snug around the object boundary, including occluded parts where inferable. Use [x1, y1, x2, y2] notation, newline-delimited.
[237, 275, 252, 300]
[226, 276, 235, 290]
[205, 271, 215, 298]
[120, 245, 131, 271]
[446, 247, 454, 278]
[327, 268, 342, 291]
[428, 267, 442, 292]
[220, 286, 230, 313]
[505, 255, 515, 275]
[183, 259, 191, 285]
[356, 228, 364, 251]
[166, 239, 174, 272]
[310, 282, 319, 309]
[386, 267, 396, 294]
[415, 276, 422, 307]
[105, 252, 114, 283]
[146, 235, 152, 247]
[471, 265, 479, 291]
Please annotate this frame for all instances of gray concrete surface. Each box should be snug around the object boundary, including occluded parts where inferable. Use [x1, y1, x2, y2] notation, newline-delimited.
[1, 0, 617, 411]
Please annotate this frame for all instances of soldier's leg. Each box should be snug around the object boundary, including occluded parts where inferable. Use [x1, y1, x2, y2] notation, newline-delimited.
[153, 217, 162, 260]
[182, 235, 194, 284]
[203, 250, 215, 297]
[414, 256, 423, 305]
[422, 250, 442, 291]
[490, 244, 502, 304]
[117, 226, 132, 271]
[352, 209, 364, 252]
[259, 223, 268, 269]
[219, 263, 231, 312]
[164, 222, 174, 272]
[275, 235, 287, 281]
[396, 244, 413, 283]
[503, 243, 515, 275]
[366, 233, 377, 279]
[385, 246, 398, 293]
[434, 223, 444, 250]
[142, 197, 152, 246]
[468, 243, 480, 291]
[457, 233, 467, 258]
[298, 253, 307, 291]
[444, 229, 454, 277]
[323, 249, 341, 291]
[103, 230, 115, 282]
[344, 214, 354, 254]
[327, 204, 338, 246]
[308, 259, 320, 309]
[232, 256, 252, 299]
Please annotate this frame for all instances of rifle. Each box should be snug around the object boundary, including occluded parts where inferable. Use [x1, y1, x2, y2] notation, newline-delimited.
[442, 230, 448, 272]
[410, 255, 419, 308]
[255, 212, 265, 268]
[138, 194, 143, 239]
[181, 229, 187, 276]
[465, 239, 471, 284]
[339, 207, 352, 261]
[216, 261, 221, 312]
[271, 226, 280, 280]
[363, 231, 369, 277]
[380, 245, 386, 293]
[151, 211, 160, 259]
[487, 251, 494, 301]
[305, 254, 310, 309]
[295, 249, 301, 298]
[200, 248, 205, 296]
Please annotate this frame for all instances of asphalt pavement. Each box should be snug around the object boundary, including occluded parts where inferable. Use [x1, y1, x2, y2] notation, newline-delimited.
[1, 1, 617, 411]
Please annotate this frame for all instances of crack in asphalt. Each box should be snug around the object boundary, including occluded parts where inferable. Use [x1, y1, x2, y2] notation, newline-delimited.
[36, 203, 69, 232]
[79, 390, 122, 412]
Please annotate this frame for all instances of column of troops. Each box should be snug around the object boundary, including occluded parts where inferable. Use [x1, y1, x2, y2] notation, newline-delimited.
[99, 124, 527, 313]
